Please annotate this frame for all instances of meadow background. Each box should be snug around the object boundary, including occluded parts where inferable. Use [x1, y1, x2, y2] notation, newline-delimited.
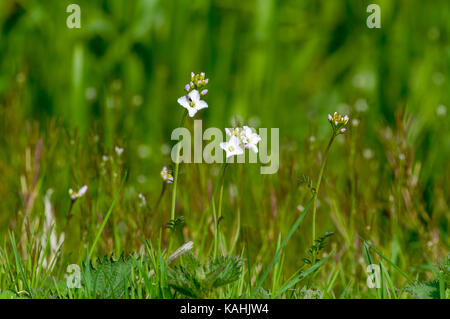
[0, 0, 448, 298]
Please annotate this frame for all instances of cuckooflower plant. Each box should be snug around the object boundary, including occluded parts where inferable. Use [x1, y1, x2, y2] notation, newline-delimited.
[310, 112, 349, 263]
[161, 166, 174, 184]
[222, 126, 261, 157]
[68, 185, 88, 201]
[210, 125, 261, 259]
[177, 89, 208, 118]
[171, 72, 210, 224]
[220, 135, 244, 158]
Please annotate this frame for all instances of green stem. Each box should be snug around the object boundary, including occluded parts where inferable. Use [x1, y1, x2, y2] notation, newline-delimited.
[170, 110, 188, 221]
[212, 162, 228, 259]
[89, 171, 127, 260]
[312, 132, 335, 254]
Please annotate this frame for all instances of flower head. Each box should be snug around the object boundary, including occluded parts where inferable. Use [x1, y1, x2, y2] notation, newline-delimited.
[68, 185, 88, 201]
[184, 72, 209, 94]
[220, 135, 244, 158]
[138, 193, 147, 207]
[177, 89, 208, 118]
[220, 126, 261, 158]
[328, 112, 349, 134]
[115, 146, 124, 156]
[160, 166, 174, 183]
[241, 126, 262, 153]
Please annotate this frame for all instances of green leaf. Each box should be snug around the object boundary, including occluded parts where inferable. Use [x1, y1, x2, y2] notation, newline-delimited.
[83, 254, 135, 298]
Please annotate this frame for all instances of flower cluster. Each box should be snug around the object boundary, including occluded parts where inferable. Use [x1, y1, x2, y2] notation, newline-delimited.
[220, 126, 261, 158]
[160, 166, 174, 183]
[328, 112, 349, 134]
[184, 72, 209, 95]
[68, 185, 88, 201]
[178, 72, 210, 118]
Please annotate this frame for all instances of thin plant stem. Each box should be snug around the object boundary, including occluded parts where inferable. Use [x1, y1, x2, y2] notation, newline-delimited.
[212, 162, 228, 259]
[170, 110, 188, 221]
[63, 200, 75, 235]
[311, 132, 336, 252]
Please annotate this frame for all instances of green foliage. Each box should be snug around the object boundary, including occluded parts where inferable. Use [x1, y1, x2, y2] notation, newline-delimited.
[406, 254, 449, 299]
[167, 254, 243, 298]
[407, 281, 440, 299]
[0, 0, 448, 300]
[303, 232, 334, 265]
[83, 254, 135, 299]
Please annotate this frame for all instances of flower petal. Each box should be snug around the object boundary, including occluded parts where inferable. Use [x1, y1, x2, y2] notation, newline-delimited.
[177, 96, 190, 109]
[188, 89, 200, 103]
[187, 107, 198, 118]
[195, 100, 208, 111]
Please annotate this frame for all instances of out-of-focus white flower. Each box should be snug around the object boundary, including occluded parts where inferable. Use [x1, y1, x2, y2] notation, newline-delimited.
[132, 95, 143, 106]
[138, 145, 151, 159]
[220, 135, 244, 158]
[177, 89, 208, 118]
[69, 185, 88, 201]
[137, 174, 147, 184]
[138, 193, 147, 207]
[160, 166, 174, 183]
[241, 126, 261, 153]
[85, 87, 97, 101]
[355, 99, 368, 113]
[436, 104, 447, 117]
[115, 146, 124, 156]
[363, 148, 373, 159]
[161, 143, 171, 155]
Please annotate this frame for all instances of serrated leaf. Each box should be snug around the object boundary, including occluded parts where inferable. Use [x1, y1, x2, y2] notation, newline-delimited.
[83, 254, 135, 298]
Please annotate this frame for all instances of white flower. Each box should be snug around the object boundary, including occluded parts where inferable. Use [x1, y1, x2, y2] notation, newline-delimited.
[225, 127, 242, 137]
[115, 146, 124, 156]
[436, 104, 447, 117]
[241, 126, 261, 153]
[160, 166, 174, 183]
[177, 89, 208, 118]
[69, 185, 88, 200]
[138, 193, 147, 207]
[220, 135, 244, 158]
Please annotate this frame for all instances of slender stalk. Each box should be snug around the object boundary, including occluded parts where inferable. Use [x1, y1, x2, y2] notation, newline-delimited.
[63, 200, 75, 235]
[212, 162, 228, 259]
[170, 110, 188, 221]
[312, 132, 336, 249]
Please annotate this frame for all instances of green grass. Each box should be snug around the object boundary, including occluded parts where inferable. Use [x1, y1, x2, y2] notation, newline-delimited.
[0, 0, 449, 299]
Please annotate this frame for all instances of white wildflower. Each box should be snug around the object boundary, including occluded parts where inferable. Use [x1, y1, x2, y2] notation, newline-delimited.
[436, 104, 447, 117]
[177, 89, 208, 118]
[220, 135, 244, 158]
[241, 126, 261, 153]
[115, 146, 124, 156]
[160, 166, 174, 183]
[68, 185, 88, 201]
[138, 193, 147, 207]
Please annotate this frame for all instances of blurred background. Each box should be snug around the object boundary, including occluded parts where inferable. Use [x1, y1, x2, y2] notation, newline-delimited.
[0, 0, 449, 289]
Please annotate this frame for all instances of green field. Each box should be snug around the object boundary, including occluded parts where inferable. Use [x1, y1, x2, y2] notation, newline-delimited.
[0, 0, 448, 299]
